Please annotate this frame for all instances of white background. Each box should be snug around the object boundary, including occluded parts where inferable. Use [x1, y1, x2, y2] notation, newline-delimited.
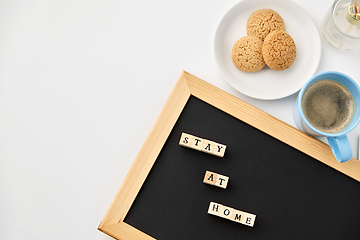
[0, 0, 359, 239]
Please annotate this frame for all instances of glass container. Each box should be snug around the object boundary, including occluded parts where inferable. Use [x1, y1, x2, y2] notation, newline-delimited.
[320, 0, 360, 51]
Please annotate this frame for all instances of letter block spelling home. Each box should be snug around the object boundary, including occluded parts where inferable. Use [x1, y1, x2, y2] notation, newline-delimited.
[203, 171, 229, 189]
[208, 202, 256, 227]
[179, 133, 226, 157]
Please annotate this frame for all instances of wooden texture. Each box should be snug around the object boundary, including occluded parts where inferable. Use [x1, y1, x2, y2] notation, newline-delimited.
[98, 71, 360, 240]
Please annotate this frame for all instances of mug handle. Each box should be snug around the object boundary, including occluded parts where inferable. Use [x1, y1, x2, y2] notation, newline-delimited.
[327, 135, 352, 163]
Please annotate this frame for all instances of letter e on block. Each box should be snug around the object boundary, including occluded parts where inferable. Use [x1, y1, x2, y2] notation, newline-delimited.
[243, 213, 256, 227]
[232, 209, 256, 227]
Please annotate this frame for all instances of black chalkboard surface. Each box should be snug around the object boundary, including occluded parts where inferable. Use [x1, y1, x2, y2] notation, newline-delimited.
[99, 72, 360, 240]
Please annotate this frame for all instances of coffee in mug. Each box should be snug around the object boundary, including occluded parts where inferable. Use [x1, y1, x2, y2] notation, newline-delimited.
[293, 71, 360, 163]
[301, 79, 355, 134]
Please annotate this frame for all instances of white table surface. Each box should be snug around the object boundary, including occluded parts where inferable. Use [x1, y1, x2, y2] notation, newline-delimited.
[1, 0, 359, 239]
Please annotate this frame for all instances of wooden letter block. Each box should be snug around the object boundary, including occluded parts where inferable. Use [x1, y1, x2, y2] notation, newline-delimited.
[212, 143, 227, 157]
[179, 133, 194, 148]
[203, 171, 217, 186]
[219, 204, 235, 220]
[231, 209, 256, 227]
[201, 139, 215, 154]
[207, 202, 220, 216]
[207, 202, 256, 227]
[179, 132, 226, 157]
[215, 174, 229, 189]
[191, 136, 203, 151]
[203, 171, 229, 189]
[243, 213, 256, 227]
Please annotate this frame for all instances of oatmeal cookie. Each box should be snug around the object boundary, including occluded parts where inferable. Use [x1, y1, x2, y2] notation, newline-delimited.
[246, 9, 285, 41]
[262, 30, 296, 71]
[231, 36, 265, 72]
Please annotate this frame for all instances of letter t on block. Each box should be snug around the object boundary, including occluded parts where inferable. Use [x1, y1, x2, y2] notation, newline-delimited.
[215, 174, 229, 189]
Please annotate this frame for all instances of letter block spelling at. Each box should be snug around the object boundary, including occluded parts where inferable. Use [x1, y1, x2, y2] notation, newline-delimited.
[179, 133, 226, 157]
[207, 202, 256, 227]
[203, 171, 229, 189]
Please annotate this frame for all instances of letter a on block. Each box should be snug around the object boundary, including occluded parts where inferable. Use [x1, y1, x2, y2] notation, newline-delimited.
[203, 171, 217, 185]
[202, 139, 215, 154]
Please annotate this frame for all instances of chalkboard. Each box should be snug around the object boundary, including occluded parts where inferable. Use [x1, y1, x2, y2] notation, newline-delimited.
[98, 71, 360, 240]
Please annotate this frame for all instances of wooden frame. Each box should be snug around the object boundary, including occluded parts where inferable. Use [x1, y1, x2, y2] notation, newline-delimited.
[98, 71, 360, 240]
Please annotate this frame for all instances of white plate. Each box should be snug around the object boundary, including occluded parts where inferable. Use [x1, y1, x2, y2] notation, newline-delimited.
[214, 0, 321, 100]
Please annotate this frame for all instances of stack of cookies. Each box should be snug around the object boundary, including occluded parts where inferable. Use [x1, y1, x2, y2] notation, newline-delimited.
[231, 9, 296, 72]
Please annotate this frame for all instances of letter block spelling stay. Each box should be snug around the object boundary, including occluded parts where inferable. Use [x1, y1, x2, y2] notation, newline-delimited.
[207, 202, 256, 227]
[203, 171, 229, 189]
[179, 132, 226, 157]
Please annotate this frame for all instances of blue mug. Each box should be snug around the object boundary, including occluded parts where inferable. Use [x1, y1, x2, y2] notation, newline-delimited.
[293, 71, 360, 163]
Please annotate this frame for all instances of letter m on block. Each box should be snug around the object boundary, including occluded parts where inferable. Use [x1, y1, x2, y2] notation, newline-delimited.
[234, 213, 242, 221]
